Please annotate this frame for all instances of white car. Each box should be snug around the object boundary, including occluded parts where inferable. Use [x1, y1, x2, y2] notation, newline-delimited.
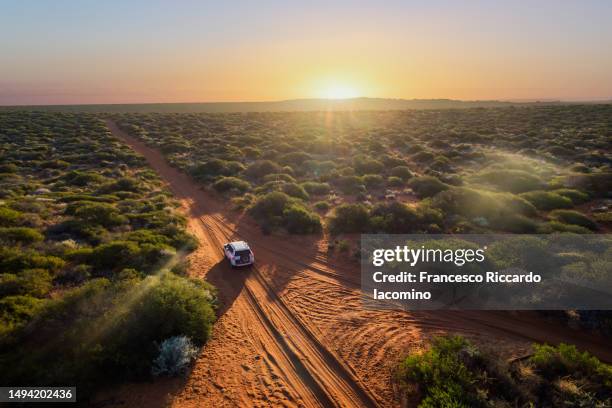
[223, 241, 254, 267]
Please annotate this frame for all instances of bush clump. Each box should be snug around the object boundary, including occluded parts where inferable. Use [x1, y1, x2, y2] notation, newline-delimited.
[301, 181, 331, 196]
[398, 336, 612, 408]
[151, 335, 199, 377]
[248, 192, 320, 234]
[213, 176, 251, 193]
[549, 210, 598, 231]
[519, 190, 573, 211]
[407, 176, 449, 198]
[328, 204, 370, 234]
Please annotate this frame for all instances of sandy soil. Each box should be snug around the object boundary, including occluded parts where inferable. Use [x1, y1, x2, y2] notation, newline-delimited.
[100, 120, 612, 408]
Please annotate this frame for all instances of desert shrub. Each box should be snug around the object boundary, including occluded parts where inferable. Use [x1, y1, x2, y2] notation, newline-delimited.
[362, 174, 384, 189]
[553, 188, 589, 204]
[0, 294, 45, 334]
[487, 236, 556, 272]
[282, 183, 310, 201]
[0, 207, 22, 227]
[245, 160, 282, 179]
[407, 176, 449, 198]
[549, 210, 597, 230]
[248, 192, 319, 234]
[313, 201, 331, 211]
[99, 177, 142, 193]
[151, 335, 199, 377]
[213, 176, 251, 193]
[0, 273, 216, 394]
[89, 240, 141, 272]
[74, 202, 127, 228]
[390, 166, 413, 181]
[398, 336, 612, 408]
[0, 227, 44, 244]
[0, 163, 18, 173]
[278, 151, 312, 166]
[475, 169, 544, 193]
[387, 176, 404, 187]
[433, 187, 538, 232]
[249, 191, 290, 220]
[0, 247, 65, 274]
[242, 146, 261, 159]
[191, 159, 228, 179]
[564, 172, 611, 198]
[63, 171, 104, 187]
[0, 269, 52, 297]
[283, 204, 321, 234]
[370, 202, 421, 233]
[519, 191, 573, 211]
[263, 173, 295, 183]
[328, 204, 370, 234]
[334, 175, 365, 194]
[411, 150, 435, 163]
[538, 221, 591, 234]
[353, 155, 384, 175]
[301, 181, 331, 195]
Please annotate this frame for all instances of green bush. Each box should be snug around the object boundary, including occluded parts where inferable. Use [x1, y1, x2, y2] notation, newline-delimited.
[433, 187, 538, 232]
[191, 158, 244, 179]
[564, 172, 611, 198]
[0, 207, 22, 227]
[334, 175, 365, 194]
[283, 205, 321, 234]
[475, 169, 543, 193]
[249, 191, 290, 221]
[74, 202, 127, 228]
[353, 155, 384, 175]
[519, 190, 573, 211]
[387, 176, 404, 187]
[282, 182, 310, 201]
[63, 171, 104, 187]
[213, 176, 251, 193]
[390, 165, 413, 181]
[0, 269, 52, 297]
[408, 176, 449, 198]
[245, 160, 282, 179]
[363, 174, 384, 189]
[538, 221, 592, 234]
[370, 202, 420, 233]
[549, 210, 598, 230]
[0, 227, 44, 244]
[313, 201, 331, 211]
[89, 240, 141, 272]
[398, 336, 612, 408]
[328, 204, 370, 234]
[301, 181, 331, 195]
[263, 173, 296, 183]
[553, 188, 590, 204]
[0, 294, 45, 334]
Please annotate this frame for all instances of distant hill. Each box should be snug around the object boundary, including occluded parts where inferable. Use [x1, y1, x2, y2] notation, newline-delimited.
[1, 97, 605, 113]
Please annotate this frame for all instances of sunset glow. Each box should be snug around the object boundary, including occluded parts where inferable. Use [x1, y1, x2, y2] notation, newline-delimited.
[1, 1, 611, 105]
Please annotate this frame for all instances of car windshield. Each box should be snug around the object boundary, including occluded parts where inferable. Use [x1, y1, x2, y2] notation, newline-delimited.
[235, 250, 250, 257]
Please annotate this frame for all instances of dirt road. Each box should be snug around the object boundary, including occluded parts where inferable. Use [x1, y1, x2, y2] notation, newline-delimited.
[105, 120, 612, 408]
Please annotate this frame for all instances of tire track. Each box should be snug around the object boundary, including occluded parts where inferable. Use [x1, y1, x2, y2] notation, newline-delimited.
[106, 119, 381, 408]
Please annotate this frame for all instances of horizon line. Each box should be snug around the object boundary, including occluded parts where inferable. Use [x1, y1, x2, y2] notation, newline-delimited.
[2, 96, 612, 108]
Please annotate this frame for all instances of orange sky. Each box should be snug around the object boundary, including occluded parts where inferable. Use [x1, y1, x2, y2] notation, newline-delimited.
[1, 1, 611, 105]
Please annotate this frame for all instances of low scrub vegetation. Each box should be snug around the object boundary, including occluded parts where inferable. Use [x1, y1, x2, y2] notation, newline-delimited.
[114, 105, 610, 235]
[0, 112, 216, 399]
[398, 335, 612, 407]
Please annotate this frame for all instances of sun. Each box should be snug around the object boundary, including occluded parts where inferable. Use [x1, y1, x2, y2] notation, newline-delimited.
[320, 83, 360, 99]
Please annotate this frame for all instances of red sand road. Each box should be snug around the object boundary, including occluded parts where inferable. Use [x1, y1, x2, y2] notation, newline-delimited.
[104, 120, 612, 408]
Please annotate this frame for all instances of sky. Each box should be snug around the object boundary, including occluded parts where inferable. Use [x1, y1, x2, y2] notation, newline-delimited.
[1, 0, 612, 105]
